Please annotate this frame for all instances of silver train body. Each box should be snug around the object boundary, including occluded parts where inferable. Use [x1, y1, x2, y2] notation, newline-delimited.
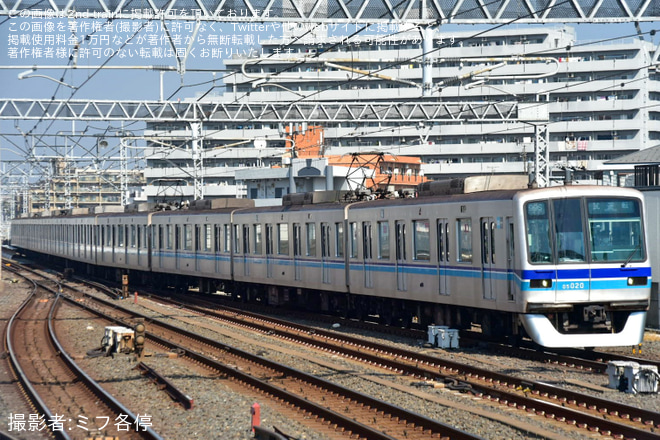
[10, 182, 652, 348]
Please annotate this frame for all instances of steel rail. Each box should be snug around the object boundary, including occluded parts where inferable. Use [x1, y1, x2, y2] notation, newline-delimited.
[59, 287, 481, 440]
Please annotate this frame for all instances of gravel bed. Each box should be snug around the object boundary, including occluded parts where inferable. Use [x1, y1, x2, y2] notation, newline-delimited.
[0, 276, 50, 440]
[8, 275, 660, 440]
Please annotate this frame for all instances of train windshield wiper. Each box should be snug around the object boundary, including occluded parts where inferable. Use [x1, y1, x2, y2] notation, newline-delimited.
[621, 241, 642, 268]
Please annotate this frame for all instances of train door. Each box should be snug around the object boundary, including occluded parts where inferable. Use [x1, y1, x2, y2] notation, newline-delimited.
[242, 224, 250, 276]
[175, 225, 181, 270]
[293, 223, 302, 281]
[265, 224, 274, 279]
[321, 223, 331, 284]
[395, 220, 407, 291]
[436, 219, 450, 295]
[481, 217, 496, 300]
[552, 198, 589, 302]
[506, 217, 516, 301]
[195, 224, 202, 271]
[363, 221, 373, 288]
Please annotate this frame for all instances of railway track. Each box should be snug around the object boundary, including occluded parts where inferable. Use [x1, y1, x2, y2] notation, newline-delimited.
[7, 260, 480, 440]
[3, 264, 163, 440]
[142, 292, 660, 440]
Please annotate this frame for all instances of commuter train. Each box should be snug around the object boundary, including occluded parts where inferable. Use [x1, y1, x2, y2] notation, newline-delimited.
[10, 176, 652, 348]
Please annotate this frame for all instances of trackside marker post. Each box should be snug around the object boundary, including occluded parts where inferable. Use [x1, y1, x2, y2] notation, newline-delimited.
[251, 403, 260, 433]
[134, 291, 138, 304]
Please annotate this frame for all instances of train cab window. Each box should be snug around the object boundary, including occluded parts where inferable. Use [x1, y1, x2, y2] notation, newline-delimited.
[457, 218, 473, 263]
[158, 225, 163, 249]
[525, 202, 552, 264]
[349, 222, 358, 258]
[136, 226, 142, 248]
[306, 223, 316, 257]
[553, 198, 585, 263]
[253, 224, 262, 254]
[335, 222, 344, 258]
[413, 220, 430, 261]
[117, 225, 124, 247]
[195, 225, 201, 252]
[378, 221, 390, 260]
[587, 198, 644, 263]
[278, 223, 289, 255]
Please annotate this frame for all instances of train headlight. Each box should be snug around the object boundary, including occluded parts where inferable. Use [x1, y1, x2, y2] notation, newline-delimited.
[530, 279, 552, 289]
[627, 277, 647, 286]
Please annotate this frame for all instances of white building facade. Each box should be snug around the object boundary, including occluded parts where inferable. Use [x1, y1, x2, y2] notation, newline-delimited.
[143, 25, 660, 201]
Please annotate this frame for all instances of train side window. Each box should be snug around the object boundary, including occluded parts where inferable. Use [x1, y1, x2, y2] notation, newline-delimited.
[166, 224, 173, 249]
[413, 219, 430, 261]
[158, 225, 163, 249]
[293, 223, 302, 257]
[437, 220, 450, 262]
[195, 225, 201, 252]
[204, 224, 212, 251]
[118, 225, 124, 247]
[490, 221, 496, 264]
[233, 224, 241, 253]
[131, 225, 137, 248]
[224, 224, 231, 252]
[335, 222, 344, 258]
[362, 222, 372, 260]
[214, 225, 221, 253]
[266, 224, 274, 255]
[306, 222, 316, 257]
[242, 225, 250, 254]
[253, 224, 262, 254]
[175, 225, 181, 251]
[321, 223, 331, 258]
[349, 222, 358, 258]
[378, 221, 390, 260]
[184, 225, 193, 251]
[278, 223, 289, 255]
[136, 226, 141, 248]
[457, 218, 472, 263]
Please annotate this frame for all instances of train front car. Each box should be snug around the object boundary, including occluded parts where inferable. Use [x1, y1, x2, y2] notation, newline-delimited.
[517, 186, 651, 348]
